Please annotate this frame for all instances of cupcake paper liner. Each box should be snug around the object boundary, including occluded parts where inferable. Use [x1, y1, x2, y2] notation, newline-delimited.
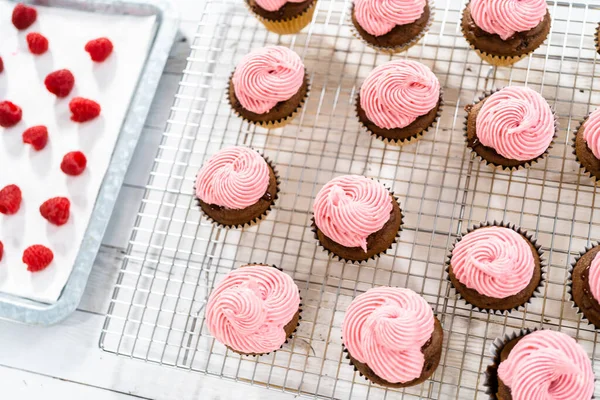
[246, 0, 316, 35]
[566, 242, 600, 329]
[464, 88, 558, 171]
[595, 23, 599, 56]
[355, 91, 444, 146]
[311, 182, 403, 264]
[227, 71, 311, 129]
[348, 1, 434, 54]
[445, 221, 546, 314]
[194, 150, 281, 229]
[571, 113, 600, 183]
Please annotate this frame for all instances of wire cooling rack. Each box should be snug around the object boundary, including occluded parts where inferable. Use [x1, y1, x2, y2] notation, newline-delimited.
[100, 0, 600, 398]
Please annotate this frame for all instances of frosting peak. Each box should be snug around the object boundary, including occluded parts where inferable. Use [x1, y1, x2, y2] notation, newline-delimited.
[470, 0, 548, 40]
[451, 226, 535, 298]
[255, 0, 305, 12]
[313, 175, 392, 252]
[354, 0, 426, 37]
[588, 252, 600, 303]
[360, 60, 440, 130]
[233, 46, 304, 115]
[583, 108, 600, 159]
[195, 146, 270, 209]
[497, 330, 595, 400]
[476, 86, 554, 161]
[342, 287, 435, 383]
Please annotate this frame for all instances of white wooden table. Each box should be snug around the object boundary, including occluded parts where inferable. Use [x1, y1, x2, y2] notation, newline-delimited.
[0, 3, 295, 398]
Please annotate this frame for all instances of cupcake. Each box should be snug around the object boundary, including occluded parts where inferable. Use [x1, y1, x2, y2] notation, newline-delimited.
[194, 146, 279, 228]
[447, 222, 543, 312]
[461, 0, 551, 66]
[356, 59, 442, 145]
[205, 264, 301, 356]
[228, 46, 309, 129]
[465, 86, 556, 170]
[568, 243, 600, 328]
[342, 287, 443, 387]
[596, 23, 599, 55]
[573, 108, 600, 181]
[350, 0, 432, 53]
[312, 175, 402, 263]
[246, 0, 316, 34]
[485, 329, 594, 399]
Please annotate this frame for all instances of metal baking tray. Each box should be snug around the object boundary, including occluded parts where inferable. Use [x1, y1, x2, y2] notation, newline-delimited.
[0, 0, 178, 325]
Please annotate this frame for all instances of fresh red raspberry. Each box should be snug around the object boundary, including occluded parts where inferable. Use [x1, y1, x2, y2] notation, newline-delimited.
[44, 69, 74, 98]
[22, 125, 48, 151]
[0, 184, 22, 215]
[0, 57, 4, 73]
[40, 197, 70, 226]
[60, 151, 87, 176]
[0, 241, 3, 262]
[0, 101, 22, 128]
[22, 245, 53, 272]
[69, 97, 100, 122]
[12, 3, 37, 30]
[85, 38, 113, 62]
[26, 32, 48, 55]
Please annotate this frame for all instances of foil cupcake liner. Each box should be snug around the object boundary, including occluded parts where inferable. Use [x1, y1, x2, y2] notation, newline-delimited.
[311, 181, 403, 264]
[464, 88, 558, 171]
[227, 70, 310, 129]
[445, 221, 546, 314]
[245, 0, 316, 35]
[355, 90, 444, 146]
[194, 149, 280, 229]
[566, 243, 600, 329]
[348, 1, 434, 54]
[571, 113, 600, 183]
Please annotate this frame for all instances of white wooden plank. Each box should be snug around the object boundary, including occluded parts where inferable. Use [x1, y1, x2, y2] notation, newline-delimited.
[77, 246, 124, 315]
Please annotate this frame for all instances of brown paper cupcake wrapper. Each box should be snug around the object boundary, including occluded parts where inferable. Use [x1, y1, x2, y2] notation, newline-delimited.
[464, 88, 558, 171]
[595, 23, 599, 56]
[311, 182, 403, 264]
[571, 113, 600, 182]
[348, 1, 434, 54]
[194, 149, 280, 229]
[445, 220, 546, 314]
[566, 243, 600, 329]
[246, 0, 316, 35]
[227, 71, 310, 129]
[355, 91, 444, 146]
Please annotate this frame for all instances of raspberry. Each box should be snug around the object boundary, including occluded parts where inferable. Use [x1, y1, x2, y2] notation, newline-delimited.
[26, 32, 48, 55]
[22, 245, 53, 272]
[40, 197, 70, 226]
[0, 101, 22, 128]
[44, 69, 74, 98]
[0, 241, 3, 262]
[22, 125, 48, 151]
[85, 38, 113, 62]
[60, 151, 87, 176]
[69, 97, 100, 122]
[0, 184, 22, 215]
[12, 4, 37, 30]
[0, 57, 4, 73]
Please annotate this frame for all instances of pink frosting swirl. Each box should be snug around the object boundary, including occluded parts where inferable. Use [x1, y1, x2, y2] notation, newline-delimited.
[233, 46, 304, 115]
[476, 86, 554, 161]
[451, 226, 535, 298]
[583, 108, 600, 159]
[360, 60, 440, 130]
[206, 265, 301, 354]
[470, 0, 548, 40]
[588, 251, 600, 303]
[195, 146, 270, 210]
[354, 0, 426, 37]
[313, 175, 392, 252]
[497, 330, 595, 400]
[342, 287, 435, 383]
[255, 0, 305, 12]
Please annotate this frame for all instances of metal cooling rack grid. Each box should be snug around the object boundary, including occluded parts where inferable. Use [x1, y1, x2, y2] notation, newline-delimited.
[100, 0, 600, 398]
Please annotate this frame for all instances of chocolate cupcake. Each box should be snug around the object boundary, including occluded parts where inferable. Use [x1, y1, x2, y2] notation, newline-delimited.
[342, 287, 443, 387]
[312, 175, 402, 263]
[205, 264, 301, 356]
[447, 222, 543, 313]
[596, 23, 599, 55]
[485, 329, 594, 399]
[573, 108, 600, 181]
[465, 86, 556, 170]
[246, 0, 316, 34]
[356, 59, 443, 145]
[350, 0, 432, 53]
[228, 46, 309, 129]
[568, 243, 600, 329]
[194, 146, 279, 228]
[461, 0, 551, 66]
